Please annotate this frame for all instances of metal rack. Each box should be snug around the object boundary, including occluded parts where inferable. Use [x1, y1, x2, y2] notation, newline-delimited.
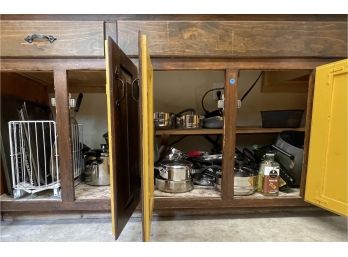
[8, 120, 60, 198]
[72, 122, 83, 180]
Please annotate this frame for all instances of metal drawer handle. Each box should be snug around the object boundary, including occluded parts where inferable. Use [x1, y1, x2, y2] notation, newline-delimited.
[24, 34, 57, 44]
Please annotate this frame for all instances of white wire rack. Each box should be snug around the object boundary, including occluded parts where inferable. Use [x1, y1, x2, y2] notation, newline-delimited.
[8, 120, 60, 198]
[71, 123, 83, 180]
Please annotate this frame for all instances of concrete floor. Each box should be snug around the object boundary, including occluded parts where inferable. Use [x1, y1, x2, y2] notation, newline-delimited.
[1, 211, 347, 242]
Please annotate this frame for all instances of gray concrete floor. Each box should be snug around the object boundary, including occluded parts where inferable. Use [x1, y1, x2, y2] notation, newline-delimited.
[1, 211, 347, 242]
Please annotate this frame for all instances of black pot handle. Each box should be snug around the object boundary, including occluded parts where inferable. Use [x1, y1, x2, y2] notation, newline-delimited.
[25, 34, 57, 43]
[271, 145, 295, 160]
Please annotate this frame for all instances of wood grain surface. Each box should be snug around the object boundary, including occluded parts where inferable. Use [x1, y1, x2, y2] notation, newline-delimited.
[1, 21, 104, 57]
[118, 21, 347, 58]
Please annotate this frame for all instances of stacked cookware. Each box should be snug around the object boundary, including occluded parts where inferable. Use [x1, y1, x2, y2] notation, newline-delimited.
[155, 148, 193, 193]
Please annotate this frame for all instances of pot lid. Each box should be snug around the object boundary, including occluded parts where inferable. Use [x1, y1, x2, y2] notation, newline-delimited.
[160, 159, 193, 167]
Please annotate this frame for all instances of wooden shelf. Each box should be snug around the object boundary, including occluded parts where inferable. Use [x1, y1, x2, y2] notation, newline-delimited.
[155, 127, 305, 136]
[236, 127, 305, 134]
[155, 128, 223, 136]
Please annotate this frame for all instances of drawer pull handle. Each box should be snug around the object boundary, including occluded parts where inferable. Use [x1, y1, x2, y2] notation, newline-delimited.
[24, 34, 57, 44]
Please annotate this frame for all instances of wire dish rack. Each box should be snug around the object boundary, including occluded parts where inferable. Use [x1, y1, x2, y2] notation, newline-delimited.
[71, 122, 84, 180]
[8, 121, 60, 198]
[8, 120, 84, 199]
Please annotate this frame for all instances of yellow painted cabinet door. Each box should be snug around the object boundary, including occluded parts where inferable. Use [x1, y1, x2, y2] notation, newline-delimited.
[105, 37, 141, 239]
[139, 33, 155, 242]
[305, 59, 348, 216]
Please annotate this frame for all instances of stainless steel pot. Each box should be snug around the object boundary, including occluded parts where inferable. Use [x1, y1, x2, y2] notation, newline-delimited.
[84, 153, 110, 186]
[233, 165, 257, 195]
[176, 114, 204, 129]
[156, 159, 192, 181]
[154, 112, 175, 129]
[155, 178, 193, 193]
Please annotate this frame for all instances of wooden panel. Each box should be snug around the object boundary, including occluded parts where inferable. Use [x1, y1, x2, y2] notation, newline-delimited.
[1, 21, 104, 57]
[300, 71, 316, 197]
[105, 37, 140, 239]
[305, 59, 348, 216]
[0, 72, 49, 105]
[221, 70, 238, 199]
[236, 127, 305, 134]
[262, 71, 310, 93]
[139, 33, 155, 242]
[155, 129, 223, 135]
[1, 14, 347, 22]
[118, 21, 347, 58]
[54, 69, 74, 202]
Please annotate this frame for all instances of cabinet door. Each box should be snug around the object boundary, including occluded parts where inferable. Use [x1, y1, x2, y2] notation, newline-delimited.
[305, 59, 348, 216]
[139, 33, 154, 242]
[105, 37, 141, 239]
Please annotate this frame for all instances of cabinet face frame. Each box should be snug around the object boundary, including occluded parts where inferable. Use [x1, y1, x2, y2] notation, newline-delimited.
[0, 57, 338, 214]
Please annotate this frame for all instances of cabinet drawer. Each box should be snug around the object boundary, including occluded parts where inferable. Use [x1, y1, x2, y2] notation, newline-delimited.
[1, 21, 104, 57]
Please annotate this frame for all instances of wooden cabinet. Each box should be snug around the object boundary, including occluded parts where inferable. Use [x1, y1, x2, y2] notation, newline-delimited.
[0, 21, 105, 57]
[0, 15, 347, 242]
[117, 21, 347, 57]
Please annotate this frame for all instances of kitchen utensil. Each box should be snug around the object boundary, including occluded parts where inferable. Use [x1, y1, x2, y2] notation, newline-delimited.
[154, 112, 175, 129]
[234, 163, 257, 196]
[214, 176, 222, 191]
[156, 159, 193, 181]
[84, 152, 110, 186]
[163, 147, 187, 161]
[272, 131, 305, 186]
[192, 172, 215, 186]
[155, 178, 193, 193]
[203, 116, 224, 129]
[175, 109, 204, 129]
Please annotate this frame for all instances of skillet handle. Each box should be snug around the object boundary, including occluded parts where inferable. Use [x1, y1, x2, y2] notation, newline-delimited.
[271, 145, 294, 160]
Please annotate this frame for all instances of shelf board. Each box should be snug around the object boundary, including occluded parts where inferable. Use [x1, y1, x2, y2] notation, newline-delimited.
[236, 127, 305, 134]
[155, 128, 223, 136]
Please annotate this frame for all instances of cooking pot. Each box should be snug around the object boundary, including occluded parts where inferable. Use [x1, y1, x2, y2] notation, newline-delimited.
[156, 159, 193, 181]
[154, 112, 175, 129]
[272, 131, 304, 186]
[155, 178, 193, 193]
[234, 165, 257, 196]
[84, 152, 110, 186]
[203, 116, 224, 129]
[175, 109, 204, 129]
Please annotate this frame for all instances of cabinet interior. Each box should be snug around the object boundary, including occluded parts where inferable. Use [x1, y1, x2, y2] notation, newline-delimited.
[1, 68, 311, 201]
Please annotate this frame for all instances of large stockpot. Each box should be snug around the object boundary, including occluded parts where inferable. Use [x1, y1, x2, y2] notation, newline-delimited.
[272, 131, 305, 186]
[154, 112, 175, 129]
[156, 159, 193, 181]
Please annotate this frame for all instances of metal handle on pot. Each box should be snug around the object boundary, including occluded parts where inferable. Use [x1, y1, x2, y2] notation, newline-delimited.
[271, 145, 295, 160]
[154, 166, 168, 178]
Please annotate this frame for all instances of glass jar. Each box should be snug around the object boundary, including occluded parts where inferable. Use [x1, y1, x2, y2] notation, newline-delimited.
[258, 153, 280, 196]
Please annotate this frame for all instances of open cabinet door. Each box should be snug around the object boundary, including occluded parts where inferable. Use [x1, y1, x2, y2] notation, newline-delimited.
[139, 33, 155, 242]
[105, 37, 141, 239]
[305, 59, 348, 216]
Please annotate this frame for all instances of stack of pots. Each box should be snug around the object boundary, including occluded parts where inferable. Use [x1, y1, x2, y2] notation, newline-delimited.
[155, 148, 194, 193]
